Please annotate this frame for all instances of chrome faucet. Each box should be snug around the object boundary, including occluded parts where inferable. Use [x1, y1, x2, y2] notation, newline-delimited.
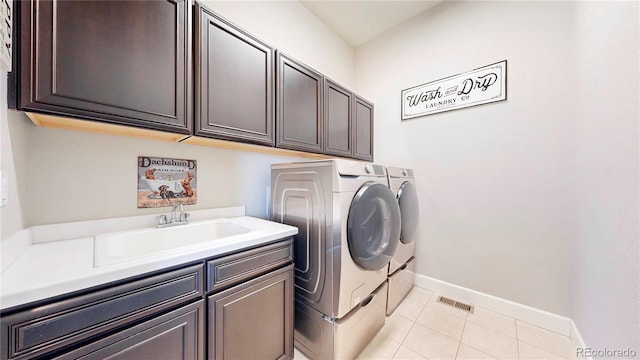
[156, 203, 190, 228]
[170, 203, 184, 223]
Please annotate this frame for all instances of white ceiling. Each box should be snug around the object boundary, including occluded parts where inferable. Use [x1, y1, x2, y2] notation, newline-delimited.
[300, 0, 444, 48]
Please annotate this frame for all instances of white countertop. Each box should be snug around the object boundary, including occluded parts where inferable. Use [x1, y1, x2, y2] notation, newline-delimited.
[0, 207, 297, 310]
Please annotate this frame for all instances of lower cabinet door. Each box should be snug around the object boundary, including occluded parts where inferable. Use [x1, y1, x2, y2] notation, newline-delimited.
[54, 301, 205, 360]
[208, 264, 294, 360]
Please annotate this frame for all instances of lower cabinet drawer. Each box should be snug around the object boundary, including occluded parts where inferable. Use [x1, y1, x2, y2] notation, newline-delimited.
[206, 238, 293, 293]
[54, 301, 205, 360]
[1, 264, 203, 360]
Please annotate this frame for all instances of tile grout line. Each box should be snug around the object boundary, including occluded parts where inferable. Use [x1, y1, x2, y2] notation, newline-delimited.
[465, 307, 519, 340]
[459, 321, 519, 359]
[359, 288, 572, 360]
[459, 317, 505, 360]
[417, 319, 467, 344]
[515, 319, 574, 359]
[517, 338, 573, 359]
[397, 314, 420, 359]
[395, 293, 436, 359]
[395, 317, 415, 345]
[400, 303, 470, 359]
[410, 288, 573, 360]
[388, 336, 401, 360]
[413, 301, 470, 345]
[454, 317, 468, 360]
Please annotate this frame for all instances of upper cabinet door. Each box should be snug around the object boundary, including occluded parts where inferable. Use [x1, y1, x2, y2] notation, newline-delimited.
[17, 0, 192, 134]
[195, 4, 275, 146]
[324, 79, 353, 158]
[276, 52, 323, 153]
[353, 96, 374, 161]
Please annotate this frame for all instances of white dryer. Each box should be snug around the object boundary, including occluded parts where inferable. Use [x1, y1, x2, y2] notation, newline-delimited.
[271, 159, 401, 360]
[386, 166, 420, 315]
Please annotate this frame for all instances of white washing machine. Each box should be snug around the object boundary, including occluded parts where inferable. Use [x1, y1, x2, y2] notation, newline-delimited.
[386, 166, 420, 315]
[271, 159, 401, 360]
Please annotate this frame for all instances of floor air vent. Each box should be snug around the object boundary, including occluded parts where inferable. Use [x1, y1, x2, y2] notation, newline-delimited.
[437, 296, 474, 313]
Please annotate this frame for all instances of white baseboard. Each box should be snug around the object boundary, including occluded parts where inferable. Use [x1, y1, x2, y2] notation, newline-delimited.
[414, 273, 573, 336]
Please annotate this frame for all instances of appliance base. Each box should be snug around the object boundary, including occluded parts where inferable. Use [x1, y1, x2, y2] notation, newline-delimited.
[294, 282, 387, 360]
[386, 257, 415, 316]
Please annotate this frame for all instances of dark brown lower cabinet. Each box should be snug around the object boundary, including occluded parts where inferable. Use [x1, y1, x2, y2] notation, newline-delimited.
[0, 239, 294, 360]
[54, 301, 205, 360]
[0, 265, 204, 360]
[208, 265, 294, 360]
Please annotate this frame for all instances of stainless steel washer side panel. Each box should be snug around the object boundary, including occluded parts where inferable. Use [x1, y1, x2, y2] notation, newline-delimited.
[271, 165, 338, 316]
[386, 257, 415, 315]
[293, 298, 333, 360]
[294, 283, 387, 360]
[272, 159, 396, 319]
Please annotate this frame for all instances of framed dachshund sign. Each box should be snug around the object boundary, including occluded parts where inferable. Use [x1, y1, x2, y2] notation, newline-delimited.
[137, 156, 197, 208]
[0, 0, 11, 71]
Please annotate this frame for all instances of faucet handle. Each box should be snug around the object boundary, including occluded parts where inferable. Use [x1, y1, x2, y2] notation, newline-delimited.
[156, 214, 168, 225]
[180, 212, 190, 223]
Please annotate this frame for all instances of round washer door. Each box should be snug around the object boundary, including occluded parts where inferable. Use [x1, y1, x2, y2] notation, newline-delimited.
[347, 182, 401, 270]
[398, 181, 419, 244]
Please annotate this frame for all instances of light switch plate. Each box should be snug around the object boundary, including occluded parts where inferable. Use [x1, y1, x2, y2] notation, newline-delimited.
[1, 171, 8, 207]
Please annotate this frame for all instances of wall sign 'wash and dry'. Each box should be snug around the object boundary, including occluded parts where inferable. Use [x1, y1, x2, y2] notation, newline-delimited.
[137, 156, 197, 208]
[401, 60, 507, 120]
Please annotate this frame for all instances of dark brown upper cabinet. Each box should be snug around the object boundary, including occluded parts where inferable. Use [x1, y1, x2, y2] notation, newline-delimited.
[14, 0, 192, 134]
[195, 4, 275, 146]
[324, 79, 353, 158]
[275, 52, 324, 153]
[352, 96, 374, 161]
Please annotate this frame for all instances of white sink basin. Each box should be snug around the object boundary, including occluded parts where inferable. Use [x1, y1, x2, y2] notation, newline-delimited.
[94, 219, 252, 267]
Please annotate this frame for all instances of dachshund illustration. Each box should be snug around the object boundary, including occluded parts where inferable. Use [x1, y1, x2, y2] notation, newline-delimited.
[145, 168, 157, 180]
[181, 172, 195, 198]
[158, 185, 177, 199]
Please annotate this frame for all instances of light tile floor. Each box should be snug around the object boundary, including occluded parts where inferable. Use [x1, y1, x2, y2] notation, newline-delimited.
[295, 286, 577, 360]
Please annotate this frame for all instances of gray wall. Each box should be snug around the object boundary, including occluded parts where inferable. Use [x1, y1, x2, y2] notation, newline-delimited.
[1, 69, 32, 240]
[1, 111, 30, 239]
[26, 127, 303, 225]
[355, 0, 638, 350]
[571, 1, 639, 352]
[355, 0, 576, 316]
